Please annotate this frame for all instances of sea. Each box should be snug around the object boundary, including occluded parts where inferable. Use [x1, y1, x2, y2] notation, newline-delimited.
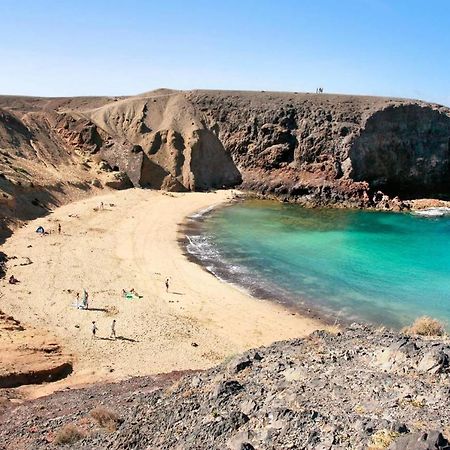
[184, 199, 450, 329]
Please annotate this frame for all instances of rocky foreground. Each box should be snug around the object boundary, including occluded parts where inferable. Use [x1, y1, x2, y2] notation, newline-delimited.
[2, 324, 450, 449]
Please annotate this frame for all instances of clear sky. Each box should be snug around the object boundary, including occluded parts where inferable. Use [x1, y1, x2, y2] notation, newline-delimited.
[1, 0, 449, 105]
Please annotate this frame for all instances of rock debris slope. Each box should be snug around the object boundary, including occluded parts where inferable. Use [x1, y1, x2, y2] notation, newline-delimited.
[89, 324, 450, 450]
[2, 325, 450, 449]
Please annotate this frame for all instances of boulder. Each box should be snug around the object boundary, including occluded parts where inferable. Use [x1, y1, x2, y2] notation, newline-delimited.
[388, 431, 450, 450]
[104, 171, 133, 190]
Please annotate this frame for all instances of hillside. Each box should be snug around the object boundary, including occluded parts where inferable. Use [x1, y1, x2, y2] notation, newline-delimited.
[2, 324, 450, 449]
[1, 89, 450, 241]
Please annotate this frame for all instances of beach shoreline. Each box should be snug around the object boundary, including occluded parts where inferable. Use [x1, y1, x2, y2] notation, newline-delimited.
[178, 201, 337, 328]
[0, 188, 327, 398]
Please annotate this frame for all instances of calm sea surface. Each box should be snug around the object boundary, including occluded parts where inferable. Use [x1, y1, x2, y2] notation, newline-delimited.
[186, 200, 450, 328]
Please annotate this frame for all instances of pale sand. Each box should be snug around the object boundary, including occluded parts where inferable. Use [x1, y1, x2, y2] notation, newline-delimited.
[0, 189, 325, 390]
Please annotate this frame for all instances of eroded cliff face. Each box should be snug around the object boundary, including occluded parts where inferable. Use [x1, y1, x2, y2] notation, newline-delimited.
[1, 89, 449, 237]
[349, 104, 450, 197]
[0, 90, 242, 239]
[189, 90, 450, 206]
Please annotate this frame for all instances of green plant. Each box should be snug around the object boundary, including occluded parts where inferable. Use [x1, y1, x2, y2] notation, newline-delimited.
[12, 166, 30, 176]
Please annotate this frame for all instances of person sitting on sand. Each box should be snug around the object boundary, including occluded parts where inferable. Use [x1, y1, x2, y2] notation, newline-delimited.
[8, 275, 19, 284]
[91, 321, 98, 338]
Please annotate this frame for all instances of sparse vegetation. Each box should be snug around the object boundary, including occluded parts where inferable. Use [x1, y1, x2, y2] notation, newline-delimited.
[403, 316, 446, 337]
[12, 166, 30, 176]
[54, 423, 85, 445]
[90, 406, 120, 431]
[368, 429, 400, 449]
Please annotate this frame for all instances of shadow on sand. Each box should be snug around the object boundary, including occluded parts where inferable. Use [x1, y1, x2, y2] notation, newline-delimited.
[97, 336, 139, 343]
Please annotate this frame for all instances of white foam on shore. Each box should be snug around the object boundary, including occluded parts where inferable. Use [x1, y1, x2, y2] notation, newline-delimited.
[188, 205, 216, 220]
[412, 207, 450, 217]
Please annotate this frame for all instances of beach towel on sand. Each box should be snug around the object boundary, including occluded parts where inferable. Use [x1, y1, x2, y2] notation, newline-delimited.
[123, 292, 142, 299]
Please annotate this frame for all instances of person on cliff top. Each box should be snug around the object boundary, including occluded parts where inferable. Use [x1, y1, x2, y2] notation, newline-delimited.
[91, 321, 98, 339]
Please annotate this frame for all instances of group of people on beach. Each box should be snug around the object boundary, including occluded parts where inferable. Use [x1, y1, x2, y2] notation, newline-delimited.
[13, 216, 175, 343]
[91, 319, 116, 339]
[36, 222, 61, 235]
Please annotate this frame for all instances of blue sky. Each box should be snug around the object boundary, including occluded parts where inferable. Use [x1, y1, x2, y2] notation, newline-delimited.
[0, 0, 449, 105]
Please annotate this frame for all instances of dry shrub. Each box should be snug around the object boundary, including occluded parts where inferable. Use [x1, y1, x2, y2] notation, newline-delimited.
[403, 316, 446, 337]
[90, 406, 119, 431]
[54, 423, 85, 445]
[368, 429, 400, 449]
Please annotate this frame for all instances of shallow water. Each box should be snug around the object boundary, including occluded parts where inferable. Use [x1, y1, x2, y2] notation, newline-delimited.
[186, 200, 450, 329]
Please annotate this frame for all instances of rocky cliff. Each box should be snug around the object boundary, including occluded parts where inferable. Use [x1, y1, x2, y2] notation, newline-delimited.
[189, 90, 450, 206]
[2, 325, 450, 449]
[1, 89, 450, 239]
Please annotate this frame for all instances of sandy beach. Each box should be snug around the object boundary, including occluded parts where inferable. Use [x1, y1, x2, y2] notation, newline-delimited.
[0, 189, 324, 392]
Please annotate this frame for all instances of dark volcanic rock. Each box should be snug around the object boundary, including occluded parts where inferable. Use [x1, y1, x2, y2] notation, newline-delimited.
[388, 431, 450, 450]
[3, 325, 450, 449]
[2, 90, 450, 213]
[188, 90, 450, 205]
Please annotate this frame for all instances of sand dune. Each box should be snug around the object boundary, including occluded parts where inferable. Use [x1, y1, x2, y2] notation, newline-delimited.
[0, 189, 323, 392]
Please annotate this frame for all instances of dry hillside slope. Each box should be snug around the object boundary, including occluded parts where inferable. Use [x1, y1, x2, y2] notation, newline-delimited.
[1, 89, 450, 240]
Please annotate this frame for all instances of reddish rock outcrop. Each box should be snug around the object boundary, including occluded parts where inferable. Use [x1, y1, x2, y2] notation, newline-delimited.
[0, 310, 72, 389]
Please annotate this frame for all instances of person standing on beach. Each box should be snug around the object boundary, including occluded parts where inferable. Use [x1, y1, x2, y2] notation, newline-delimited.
[165, 278, 169, 293]
[58, 223, 61, 234]
[91, 321, 98, 339]
[110, 319, 116, 339]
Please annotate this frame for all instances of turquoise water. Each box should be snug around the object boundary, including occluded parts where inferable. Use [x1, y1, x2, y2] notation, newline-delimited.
[187, 200, 450, 329]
